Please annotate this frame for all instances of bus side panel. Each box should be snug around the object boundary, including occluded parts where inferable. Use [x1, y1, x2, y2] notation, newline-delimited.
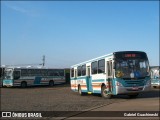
[40, 77, 50, 85]
[70, 78, 77, 92]
[53, 76, 66, 84]
[70, 77, 89, 92]
[92, 74, 106, 94]
[77, 77, 88, 93]
[13, 79, 22, 86]
[92, 79, 103, 93]
[13, 79, 33, 86]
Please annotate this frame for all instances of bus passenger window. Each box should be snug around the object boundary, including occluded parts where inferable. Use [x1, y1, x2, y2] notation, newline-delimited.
[13, 71, 20, 80]
[77, 66, 82, 76]
[98, 59, 105, 73]
[81, 65, 86, 76]
[54, 72, 59, 76]
[91, 61, 98, 74]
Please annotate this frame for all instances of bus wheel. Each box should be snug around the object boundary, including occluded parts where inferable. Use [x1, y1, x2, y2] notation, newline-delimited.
[153, 86, 156, 88]
[21, 82, 27, 88]
[49, 81, 54, 87]
[128, 93, 139, 98]
[101, 86, 112, 99]
[78, 85, 85, 96]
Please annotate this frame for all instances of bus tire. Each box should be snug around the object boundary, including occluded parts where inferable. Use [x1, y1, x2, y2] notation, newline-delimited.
[101, 86, 112, 99]
[49, 81, 54, 87]
[128, 93, 139, 98]
[21, 82, 27, 88]
[78, 85, 85, 96]
[153, 86, 156, 88]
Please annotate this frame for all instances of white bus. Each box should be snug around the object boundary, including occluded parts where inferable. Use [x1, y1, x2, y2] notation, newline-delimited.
[70, 51, 151, 98]
[150, 66, 160, 88]
[3, 67, 66, 88]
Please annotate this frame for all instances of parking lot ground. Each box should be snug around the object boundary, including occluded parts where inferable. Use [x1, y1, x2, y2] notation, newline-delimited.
[0, 84, 159, 120]
[91, 97, 159, 111]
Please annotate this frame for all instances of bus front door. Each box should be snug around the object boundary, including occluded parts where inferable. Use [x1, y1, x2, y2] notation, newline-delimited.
[34, 77, 42, 85]
[107, 60, 113, 93]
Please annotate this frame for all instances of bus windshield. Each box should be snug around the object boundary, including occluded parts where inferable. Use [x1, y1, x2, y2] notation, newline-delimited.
[4, 69, 13, 79]
[115, 59, 149, 79]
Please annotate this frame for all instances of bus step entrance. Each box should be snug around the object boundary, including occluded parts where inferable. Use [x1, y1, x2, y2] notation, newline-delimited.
[87, 92, 92, 94]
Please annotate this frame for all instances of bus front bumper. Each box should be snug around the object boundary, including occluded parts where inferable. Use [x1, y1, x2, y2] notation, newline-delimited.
[3, 79, 13, 87]
[116, 85, 151, 95]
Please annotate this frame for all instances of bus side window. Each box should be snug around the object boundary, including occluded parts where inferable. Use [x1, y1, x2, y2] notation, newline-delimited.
[82, 65, 86, 76]
[71, 68, 74, 78]
[91, 61, 98, 74]
[54, 72, 60, 76]
[59, 70, 64, 76]
[14, 71, 20, 80]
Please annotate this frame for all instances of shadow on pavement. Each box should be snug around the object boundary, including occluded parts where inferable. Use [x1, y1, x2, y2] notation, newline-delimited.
[112, 88, 160, 99]
[2, 83, 70, 89]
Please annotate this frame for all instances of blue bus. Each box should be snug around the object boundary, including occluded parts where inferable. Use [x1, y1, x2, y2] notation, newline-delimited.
[3, 67, 66, 88]
[70, 51, 151, 98]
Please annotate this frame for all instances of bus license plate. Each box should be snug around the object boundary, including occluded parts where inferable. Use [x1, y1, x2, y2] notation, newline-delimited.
[132, 87, 138, 90]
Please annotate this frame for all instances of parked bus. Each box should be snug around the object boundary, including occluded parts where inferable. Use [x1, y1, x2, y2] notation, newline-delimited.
[0, 67, 5, 87]
[70, 51, 151, 98]
[150, 66, 160, 88]
[3, 67, 66, 88]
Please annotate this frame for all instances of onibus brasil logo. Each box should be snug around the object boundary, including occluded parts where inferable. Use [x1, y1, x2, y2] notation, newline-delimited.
[2, 112, 42, 118]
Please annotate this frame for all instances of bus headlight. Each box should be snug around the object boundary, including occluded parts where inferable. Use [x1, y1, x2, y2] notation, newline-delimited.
[146, 80, 151, 86]
[116, 81, 123, 87]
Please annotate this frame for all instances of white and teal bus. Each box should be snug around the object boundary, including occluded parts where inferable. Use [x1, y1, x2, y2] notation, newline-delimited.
[70, 51, 151, 98]
[3, 67, 66, 88]
[150, 66, 160, 88]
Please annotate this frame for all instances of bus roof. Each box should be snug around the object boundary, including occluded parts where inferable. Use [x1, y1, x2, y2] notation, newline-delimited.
[71, 51, 146, 68]
[71, 53, 113, 68]
[5, 67, 65, 70]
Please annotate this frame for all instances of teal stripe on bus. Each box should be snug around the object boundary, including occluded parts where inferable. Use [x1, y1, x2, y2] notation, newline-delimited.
[92, 79, 105, 82]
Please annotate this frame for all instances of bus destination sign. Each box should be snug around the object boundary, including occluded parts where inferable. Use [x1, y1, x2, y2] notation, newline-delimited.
[124, 54, 140, 58]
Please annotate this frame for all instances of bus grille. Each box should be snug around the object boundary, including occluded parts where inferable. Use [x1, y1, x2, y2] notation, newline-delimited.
[124, 80, 145, 87]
